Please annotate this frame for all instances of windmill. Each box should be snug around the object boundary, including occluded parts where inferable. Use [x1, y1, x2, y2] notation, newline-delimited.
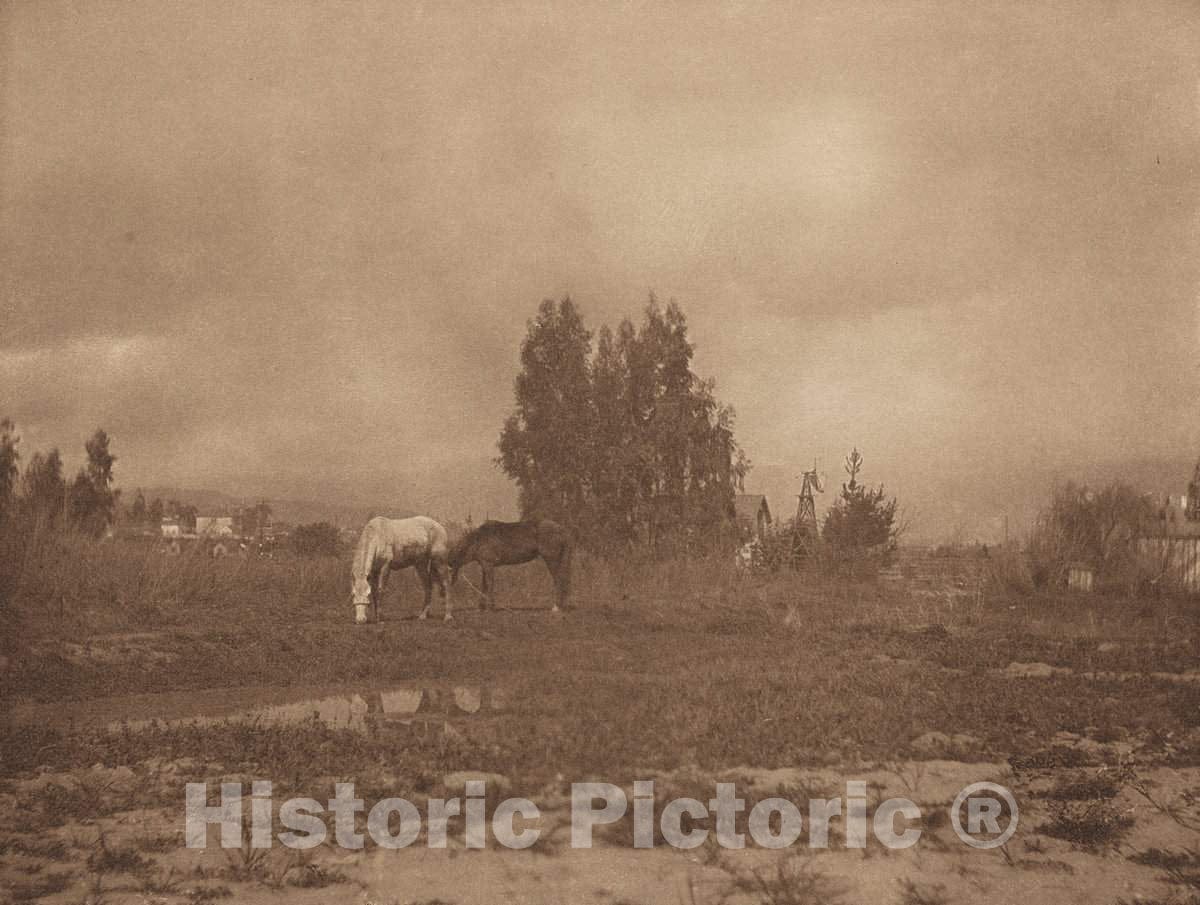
[793, 461, 825, 558]
[1188, 458, 1200, 522]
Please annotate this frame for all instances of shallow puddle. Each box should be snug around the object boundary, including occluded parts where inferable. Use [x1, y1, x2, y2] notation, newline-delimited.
[230, 684, 511, 733]
[4, 682, 509, 735]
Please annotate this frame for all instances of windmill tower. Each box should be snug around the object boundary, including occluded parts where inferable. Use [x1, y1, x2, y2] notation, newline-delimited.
[793, 462, 824, 558]
[1188, 458, 1200, 522]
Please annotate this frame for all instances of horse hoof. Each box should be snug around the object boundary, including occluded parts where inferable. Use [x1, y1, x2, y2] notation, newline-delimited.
[418, 612, 428, 621]
[444, 613, 453, 622]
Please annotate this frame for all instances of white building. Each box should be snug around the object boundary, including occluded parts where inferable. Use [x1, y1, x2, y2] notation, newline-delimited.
[195, 516, 235, 537]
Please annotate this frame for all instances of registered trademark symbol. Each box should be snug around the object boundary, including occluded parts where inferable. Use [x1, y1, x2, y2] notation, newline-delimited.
[950, 782, 1019, 849]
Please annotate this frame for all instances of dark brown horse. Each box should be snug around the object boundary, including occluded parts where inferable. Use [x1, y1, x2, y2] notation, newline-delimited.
[449, 519, 574, 612]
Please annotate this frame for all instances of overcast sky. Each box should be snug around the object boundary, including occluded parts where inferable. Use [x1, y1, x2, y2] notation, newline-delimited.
[2, 1, 1197, 539]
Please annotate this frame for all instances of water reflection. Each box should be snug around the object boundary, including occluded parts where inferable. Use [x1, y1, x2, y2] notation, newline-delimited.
[102, 683, 507, 734]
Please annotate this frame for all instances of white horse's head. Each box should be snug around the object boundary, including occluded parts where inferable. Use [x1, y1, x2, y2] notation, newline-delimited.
[351, 576, 372, 624]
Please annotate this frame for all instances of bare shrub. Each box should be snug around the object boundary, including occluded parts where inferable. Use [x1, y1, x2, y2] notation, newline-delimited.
[1028, 481, 1151, 592]
[981, 545, 1035, 595]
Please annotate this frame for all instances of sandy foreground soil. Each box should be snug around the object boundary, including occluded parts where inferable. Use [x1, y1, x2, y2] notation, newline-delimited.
[2, 747, 1198, 905]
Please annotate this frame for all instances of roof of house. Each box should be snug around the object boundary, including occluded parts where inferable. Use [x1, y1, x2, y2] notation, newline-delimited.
[734, 494, 771, 523]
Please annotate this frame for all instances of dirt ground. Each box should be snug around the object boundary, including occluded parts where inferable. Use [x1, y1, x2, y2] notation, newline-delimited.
[2, 559, 1199, 903]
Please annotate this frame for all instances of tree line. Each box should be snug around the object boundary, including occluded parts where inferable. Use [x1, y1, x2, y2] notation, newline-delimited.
[497, 295, 748, 551]
[123, 493, 272, 539]
[0, 419, 118, 537]
[126, 493, 197, 532]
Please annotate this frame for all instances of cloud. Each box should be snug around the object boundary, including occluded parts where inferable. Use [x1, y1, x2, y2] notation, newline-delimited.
[2, 0, 1196, 535]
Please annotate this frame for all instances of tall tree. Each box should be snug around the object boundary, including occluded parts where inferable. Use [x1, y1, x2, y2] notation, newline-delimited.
[130, 489, 147, 524]
[176, 504, 198, 533]
[822, 448, 898, 553]
[22, 449, 66, 525]
[0, 419, 19, 519]
[238, 500, 273, 538]
[497, 297, 594, 528]
[498, 294, 748, 551]
[167, 499, 197, 531]
[69, 429, 118, 537]
[625, 297, 745, 547]
[68, 471, 100, 534]
[588, 323, 637, 541]
[255, 500, 273, 536]
[85, 429, 116, 490]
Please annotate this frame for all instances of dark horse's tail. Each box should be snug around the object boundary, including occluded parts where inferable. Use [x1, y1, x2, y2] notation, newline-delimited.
[541, 519, 574, 608]
[559, 539, 574, 603]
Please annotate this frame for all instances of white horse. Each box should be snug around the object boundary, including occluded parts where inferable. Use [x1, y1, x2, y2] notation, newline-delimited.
[350, 516, 453, 624]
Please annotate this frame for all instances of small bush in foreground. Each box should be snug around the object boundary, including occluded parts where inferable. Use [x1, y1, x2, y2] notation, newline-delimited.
[1038, 801, 1134, 848]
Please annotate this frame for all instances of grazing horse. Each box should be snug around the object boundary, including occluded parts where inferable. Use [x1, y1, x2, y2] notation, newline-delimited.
[450, 519, 573, 612]
[350, 516, 453, 624]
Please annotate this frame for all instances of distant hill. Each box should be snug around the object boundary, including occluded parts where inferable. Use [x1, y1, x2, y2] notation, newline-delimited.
[124, 456, 518, 533]
[133, 487, 414, 528]
[128, 453, 1197, 545]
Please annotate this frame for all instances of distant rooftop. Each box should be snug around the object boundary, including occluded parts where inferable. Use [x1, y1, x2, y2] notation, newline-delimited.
[734, 494, 771, 523]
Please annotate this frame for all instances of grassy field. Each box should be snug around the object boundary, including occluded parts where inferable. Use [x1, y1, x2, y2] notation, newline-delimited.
[2, 532, 1199, 903]
[3, 532, 1199, 769]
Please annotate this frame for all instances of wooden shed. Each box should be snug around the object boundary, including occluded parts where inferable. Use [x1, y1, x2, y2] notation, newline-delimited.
[734, 494, 772, 541]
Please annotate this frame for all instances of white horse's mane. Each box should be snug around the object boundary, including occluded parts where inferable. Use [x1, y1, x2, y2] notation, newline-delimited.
[351, 524, 380, 585]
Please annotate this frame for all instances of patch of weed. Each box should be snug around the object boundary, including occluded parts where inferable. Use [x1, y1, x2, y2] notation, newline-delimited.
[86, 834, 152, 874]
[897, 878, 950, 905]
[7, 870, 73, 902]
[1038, 801, 1134, 848]
[1043, 774, 1122, 801]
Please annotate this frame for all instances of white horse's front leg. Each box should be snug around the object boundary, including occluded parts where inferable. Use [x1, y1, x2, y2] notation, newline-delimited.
[374, 558, 392, 623]
[369, 577, 379, 623]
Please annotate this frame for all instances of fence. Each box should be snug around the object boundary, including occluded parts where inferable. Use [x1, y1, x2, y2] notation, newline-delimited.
[878, 546, 988, 598]
[1138, 535, 1200, 593]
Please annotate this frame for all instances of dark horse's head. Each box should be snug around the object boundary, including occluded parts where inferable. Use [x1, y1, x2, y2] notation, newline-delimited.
[447, 531, 476, 584]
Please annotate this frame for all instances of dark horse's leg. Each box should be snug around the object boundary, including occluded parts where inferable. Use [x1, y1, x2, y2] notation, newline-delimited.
[417, 562, 433, 621]
[433, 557, 452, 621]
[545, 540, 573, 612]
[560, 542, 574, 610]
[480, 562, 496, 610]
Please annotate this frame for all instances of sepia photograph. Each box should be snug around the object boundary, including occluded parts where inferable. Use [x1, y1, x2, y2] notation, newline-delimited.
[1, 1, 1198, 902]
